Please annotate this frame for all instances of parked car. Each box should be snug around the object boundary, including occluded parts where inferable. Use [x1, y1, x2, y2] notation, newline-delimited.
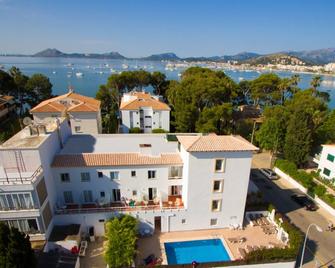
[259, 168, 278, 180]
[290, 194, 318, 211]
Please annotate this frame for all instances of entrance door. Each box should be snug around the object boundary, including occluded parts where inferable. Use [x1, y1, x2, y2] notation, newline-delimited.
[154, 216, 161, 232]
[112, 189, 121, 202]
[148, 188, 157, 201]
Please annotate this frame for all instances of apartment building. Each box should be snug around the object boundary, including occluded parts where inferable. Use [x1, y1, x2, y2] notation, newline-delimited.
[316, 144, 335, 181]
[30, 90, 102, 134]
[0, 115, 257, 241]
[0, 118, 71, 241]
[120, 91, 170, 133]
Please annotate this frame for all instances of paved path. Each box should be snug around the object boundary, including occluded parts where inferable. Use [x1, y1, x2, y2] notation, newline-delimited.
[251, 169, 335, 268]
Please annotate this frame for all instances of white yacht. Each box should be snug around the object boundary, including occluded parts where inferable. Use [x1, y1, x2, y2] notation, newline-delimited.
[75, 72, 84, 77]
[122, 63, 129, 69]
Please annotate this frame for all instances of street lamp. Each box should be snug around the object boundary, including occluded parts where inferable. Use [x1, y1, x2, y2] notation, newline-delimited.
[299, 223, 323, 268]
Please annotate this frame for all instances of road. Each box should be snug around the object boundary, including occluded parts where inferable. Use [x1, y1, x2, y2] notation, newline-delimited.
[251, 169, 335, 268]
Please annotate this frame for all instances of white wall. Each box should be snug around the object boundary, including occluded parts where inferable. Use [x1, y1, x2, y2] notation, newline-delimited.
[33, 112, 101, 135]
[52, 165, 183, 206]
[318, 145, 335, 180]
[170, 149, 252, 231]
[69, 112, 100, 135]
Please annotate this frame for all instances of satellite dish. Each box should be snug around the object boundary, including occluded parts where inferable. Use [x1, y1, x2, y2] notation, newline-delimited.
[22, 117, 32, 126]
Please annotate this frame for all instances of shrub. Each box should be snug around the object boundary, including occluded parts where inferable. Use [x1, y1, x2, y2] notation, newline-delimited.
[129, 127, 142, 133]
[104, 215, 138, 268]
[152, 128, 167, 133]
[313, 185, 327, 197]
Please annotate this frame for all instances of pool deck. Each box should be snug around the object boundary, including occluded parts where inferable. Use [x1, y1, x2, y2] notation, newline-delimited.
[136, 225, 286, 265]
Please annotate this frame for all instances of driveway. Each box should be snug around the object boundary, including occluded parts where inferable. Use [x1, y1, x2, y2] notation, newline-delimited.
[251, 169, 335, 268]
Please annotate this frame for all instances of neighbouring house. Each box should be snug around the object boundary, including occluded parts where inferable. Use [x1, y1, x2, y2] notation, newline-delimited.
[316, 144, 335, 182]
[30, 90, 102, 134]
[120, 91, 170, 133]
[0, 118, 258, 242]
[0, 95, 16, 122]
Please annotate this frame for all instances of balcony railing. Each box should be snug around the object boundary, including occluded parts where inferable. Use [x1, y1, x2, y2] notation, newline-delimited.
[0, 165, 43, 185]
[0, 206, 39, 212]
[55, 198, 184, 215]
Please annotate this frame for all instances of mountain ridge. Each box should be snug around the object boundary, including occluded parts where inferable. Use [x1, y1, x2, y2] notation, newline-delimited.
[6, 47, 335, 65]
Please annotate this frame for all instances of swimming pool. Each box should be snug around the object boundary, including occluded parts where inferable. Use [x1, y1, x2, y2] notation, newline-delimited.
[164, 239, 231, 265]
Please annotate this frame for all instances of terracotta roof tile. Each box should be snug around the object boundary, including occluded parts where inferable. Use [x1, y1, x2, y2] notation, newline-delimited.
[52, 153, 182, 167]
[177, 135, 258, 152]
[120, 92, 170, 110]
[30, 92, 100, 113]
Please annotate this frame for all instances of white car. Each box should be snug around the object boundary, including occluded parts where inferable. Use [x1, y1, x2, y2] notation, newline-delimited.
[260, 168, 278, 180]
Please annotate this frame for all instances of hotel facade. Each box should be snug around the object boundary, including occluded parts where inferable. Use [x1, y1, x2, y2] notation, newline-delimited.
[0, 116, 257, 242]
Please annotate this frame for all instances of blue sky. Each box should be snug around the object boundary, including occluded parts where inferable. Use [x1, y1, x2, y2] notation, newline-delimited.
[0, 0, 334, 57]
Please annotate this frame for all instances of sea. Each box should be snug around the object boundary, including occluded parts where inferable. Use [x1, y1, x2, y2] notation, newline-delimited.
[1, 56, 335, 108]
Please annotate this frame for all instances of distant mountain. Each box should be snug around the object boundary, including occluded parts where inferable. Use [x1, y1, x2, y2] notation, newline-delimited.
[221, 52, 261, 62]
[33, 48, 65, 57]
[183, 52, 261, 62]
[243, 53, 310, 66]
[141, 53, 180, 61]
[286, 48, 335, 65]
[17, 47, 335, 65]
[33, 48, 126, 59]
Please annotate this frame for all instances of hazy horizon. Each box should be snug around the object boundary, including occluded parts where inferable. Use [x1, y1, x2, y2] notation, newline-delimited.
[1, 0, 335, 57]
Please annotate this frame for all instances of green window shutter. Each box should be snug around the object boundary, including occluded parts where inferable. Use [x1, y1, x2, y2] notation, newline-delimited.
[323, 168, 331, 176]
[327, 154, 335, 162]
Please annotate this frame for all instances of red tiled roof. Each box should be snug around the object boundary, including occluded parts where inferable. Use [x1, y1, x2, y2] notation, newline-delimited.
[177, 135, 258, 152]
[52, 153, 182, 167]
[120, 92, 170, 111]
[30, 92, 100, 113]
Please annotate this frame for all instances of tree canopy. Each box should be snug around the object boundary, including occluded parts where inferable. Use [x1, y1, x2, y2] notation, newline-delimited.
[0, 222, 36, 268]
[104, 215, 138, 268]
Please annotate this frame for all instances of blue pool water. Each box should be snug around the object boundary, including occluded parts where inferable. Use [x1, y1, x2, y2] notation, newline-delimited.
[164, 239, 231, 265]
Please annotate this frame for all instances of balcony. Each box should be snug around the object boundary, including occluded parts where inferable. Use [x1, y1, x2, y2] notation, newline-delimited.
[55, 195, 184, 215]
[0, 165, 43, 185]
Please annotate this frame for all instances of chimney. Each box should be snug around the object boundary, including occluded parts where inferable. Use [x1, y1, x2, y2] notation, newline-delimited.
[139, 144, 152, 156]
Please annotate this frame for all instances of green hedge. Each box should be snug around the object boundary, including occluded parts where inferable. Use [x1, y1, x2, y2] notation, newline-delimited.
[275, 159, 335, 208]
[129, 127, 142, 133]
[152, 128, 168, 133]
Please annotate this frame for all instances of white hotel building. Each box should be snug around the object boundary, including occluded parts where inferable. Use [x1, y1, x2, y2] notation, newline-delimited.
[0, 116, 257, 243]
[120, 92, 170, 133]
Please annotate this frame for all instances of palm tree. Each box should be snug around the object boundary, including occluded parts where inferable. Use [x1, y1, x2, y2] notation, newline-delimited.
[310, 75, 322, 96]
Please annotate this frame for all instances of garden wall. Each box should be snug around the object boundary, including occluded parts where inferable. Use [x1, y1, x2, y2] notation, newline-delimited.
[274, 167, 335, 218]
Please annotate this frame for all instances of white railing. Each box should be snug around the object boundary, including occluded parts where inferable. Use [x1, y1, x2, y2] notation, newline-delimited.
[0, 166, 43, 185]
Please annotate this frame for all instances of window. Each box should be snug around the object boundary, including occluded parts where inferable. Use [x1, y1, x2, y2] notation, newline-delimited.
[132, 190, 137, 196]
[97, 171, 103, 178]
[81, 172, 90, 182]
[99, 219, 105, 222]
[214, 159, 225, 172]
[323, 168, 331, 176]
[100, 191, 105, 198]
[169, 185, 182, 196]
[0, 193, 33, 210]
[169, 166, 183, 179]
[131, 170, 136, 177]
[327, 154, 335, 162]
[63, 191, 73, 204]
[110, 171, 119, 180]
[211, 199, 222, 212]
[145, 116, 152, 118]
[213, 180, 223, 192]
[83, 190, 93, 203]
[60, 173, 70, 182]
[74, 126, 81, 133]
[181, 219, 186, 224]
[145, 126, 152, 128]
[210, 218, 218, 226]
[148, 170, 156, 179]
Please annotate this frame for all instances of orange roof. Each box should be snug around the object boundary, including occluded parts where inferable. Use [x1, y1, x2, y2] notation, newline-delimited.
[30, 92, 100, 113]
[120, 92, 170, 111]
[177, 135, 258, 152]
[0, 95, 14, 101]
[52, 153, 182, 167]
